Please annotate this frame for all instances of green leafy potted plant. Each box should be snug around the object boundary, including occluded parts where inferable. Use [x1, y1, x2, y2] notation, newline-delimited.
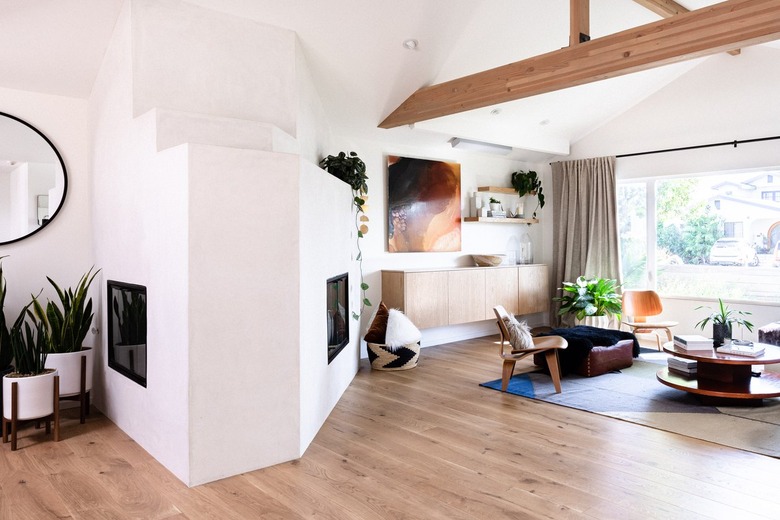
[510, 170, 545, 219]
[3, 300, 58, 449]
[555, 276, 622, 327]
[33, 267, 100, 406]
[320, 151, 371, 320]
[695, 298, 754, 346]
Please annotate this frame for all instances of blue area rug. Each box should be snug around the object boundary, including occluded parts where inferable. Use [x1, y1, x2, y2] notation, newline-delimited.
[480, 350, 780, 458]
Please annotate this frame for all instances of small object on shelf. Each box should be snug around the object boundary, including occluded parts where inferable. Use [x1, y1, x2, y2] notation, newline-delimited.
[518, 231, 533, 264]
[673, 334, 712, 350]
[717, 342, 765, 358]
[472, 254, 505, 267]
[488, 210, 506, 218]
[667, 357, 697, 375]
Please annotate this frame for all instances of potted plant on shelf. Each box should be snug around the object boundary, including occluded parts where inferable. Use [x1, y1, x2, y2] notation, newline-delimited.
[555, 276, 622, 328]
[33, 267, 100, 413]
[489, 197, 502, 213]
[3, 300, 58, 448]
[320, 151, 371, 320]
[695, 298, 754, 346]
[510, 170, 545, 219]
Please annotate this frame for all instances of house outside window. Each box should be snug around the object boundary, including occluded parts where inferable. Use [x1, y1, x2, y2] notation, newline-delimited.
[762, 190, 780, 202]
[617, 169, 780, 303]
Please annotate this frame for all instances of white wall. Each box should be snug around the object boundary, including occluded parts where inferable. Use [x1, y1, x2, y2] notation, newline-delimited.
[568, 45, 780, 332]
[187, 146, 303, 485]
[90, 0, 191, 481]
[298, 159, 357, 449]
[132, 0, 297, 137]
[0, 87, 94, 330]
[90, 0, 357, 487]
[345, 137, 554, 351]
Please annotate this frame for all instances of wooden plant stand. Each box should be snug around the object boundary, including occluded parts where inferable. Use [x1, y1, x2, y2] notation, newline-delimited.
[2, 375, 60, 451]
[58, 355, 90, 424]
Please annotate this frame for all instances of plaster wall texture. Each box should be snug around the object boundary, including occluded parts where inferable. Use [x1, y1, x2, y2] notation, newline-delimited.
[90, 0, 190, 481]
[89, 0, 355, 486]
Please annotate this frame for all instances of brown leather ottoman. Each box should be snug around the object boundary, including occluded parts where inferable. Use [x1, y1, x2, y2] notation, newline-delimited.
[534, 338, 634, 377]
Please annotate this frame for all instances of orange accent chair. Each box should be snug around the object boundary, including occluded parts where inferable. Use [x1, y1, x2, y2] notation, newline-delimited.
[493, 306, 568, 393]
[621, 290, 678, 350]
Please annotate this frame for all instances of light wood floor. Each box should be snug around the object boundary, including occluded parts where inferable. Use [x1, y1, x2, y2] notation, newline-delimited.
[2, 335, 780, 519]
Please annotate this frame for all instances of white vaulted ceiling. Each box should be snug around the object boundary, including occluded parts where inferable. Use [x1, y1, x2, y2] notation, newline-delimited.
[0, 0, 773, 160]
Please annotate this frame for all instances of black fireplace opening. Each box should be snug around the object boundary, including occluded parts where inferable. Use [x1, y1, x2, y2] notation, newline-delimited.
[107, 280, 147, 387]
[326, 273, 349, 363]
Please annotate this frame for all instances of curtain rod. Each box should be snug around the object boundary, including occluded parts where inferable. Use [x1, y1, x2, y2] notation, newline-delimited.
[615, 135, 780, 159]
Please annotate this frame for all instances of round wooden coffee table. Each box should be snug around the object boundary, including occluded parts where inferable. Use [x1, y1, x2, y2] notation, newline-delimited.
[658, 342, 780, 404]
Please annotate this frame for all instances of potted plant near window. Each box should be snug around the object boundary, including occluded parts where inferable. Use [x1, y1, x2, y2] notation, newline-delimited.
[33, 267, 99, 421]
[2, 301, 59, 449]
[510, 170, 545, 219]
[320, 151, 371, 319]
[555, 276, 622, 328]
[695, 298, 754, 346]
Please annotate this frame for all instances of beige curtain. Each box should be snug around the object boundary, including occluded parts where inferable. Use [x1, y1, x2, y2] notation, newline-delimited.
[550, 156, 620, 326]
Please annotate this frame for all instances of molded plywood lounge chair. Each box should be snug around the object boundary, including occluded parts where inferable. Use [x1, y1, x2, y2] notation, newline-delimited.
[493, 306, 567, 393]
[621, 290, 677, 350]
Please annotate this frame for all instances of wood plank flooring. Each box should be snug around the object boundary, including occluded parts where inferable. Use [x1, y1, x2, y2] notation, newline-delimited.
[2, 335, 780, 519]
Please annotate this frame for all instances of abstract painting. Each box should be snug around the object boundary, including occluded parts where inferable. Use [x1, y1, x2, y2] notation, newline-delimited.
[387, 156, 461, 252]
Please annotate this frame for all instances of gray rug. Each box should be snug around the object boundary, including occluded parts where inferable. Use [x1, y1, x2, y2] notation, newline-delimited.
[481, 350, 780, 458]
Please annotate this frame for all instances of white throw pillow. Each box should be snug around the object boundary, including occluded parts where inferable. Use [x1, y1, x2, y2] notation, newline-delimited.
[502, 315, 534, 350]
[385, 309, 422, 350]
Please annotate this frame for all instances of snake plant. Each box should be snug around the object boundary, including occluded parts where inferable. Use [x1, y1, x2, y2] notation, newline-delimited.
[9, 301, 48, 376]
[33, 267, 100, 354]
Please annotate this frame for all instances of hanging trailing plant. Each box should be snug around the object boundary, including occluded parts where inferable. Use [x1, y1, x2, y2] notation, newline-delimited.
[510, 170, 545, 220]
[320, 151, 371, 320]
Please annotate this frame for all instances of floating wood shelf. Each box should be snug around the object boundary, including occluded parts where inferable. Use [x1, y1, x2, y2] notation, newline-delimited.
[476, 186, 516, 194]
[463, 217, 538, 224]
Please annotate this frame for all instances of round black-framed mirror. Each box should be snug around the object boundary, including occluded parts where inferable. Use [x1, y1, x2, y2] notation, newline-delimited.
[0, 111, 67, 246]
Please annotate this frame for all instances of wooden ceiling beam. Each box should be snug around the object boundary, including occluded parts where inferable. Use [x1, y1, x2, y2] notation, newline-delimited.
[570, 0, 590, 46]
[378, 0, 777, 129]
[633, 0, 688, 17]
[634, 0, 741, 55]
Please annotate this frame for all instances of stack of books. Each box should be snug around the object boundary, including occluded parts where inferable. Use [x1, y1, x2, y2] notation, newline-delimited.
[717, 341, 765, 358]
[673, 334, 713, 351]
[667, 357, 697, 377]
[488, 210, 506, 218]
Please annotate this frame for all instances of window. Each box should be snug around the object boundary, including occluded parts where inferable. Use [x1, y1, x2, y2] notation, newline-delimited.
[617, 169, 780, 303]
[723, 222, 743, 238]
[761, 190, 780, 202]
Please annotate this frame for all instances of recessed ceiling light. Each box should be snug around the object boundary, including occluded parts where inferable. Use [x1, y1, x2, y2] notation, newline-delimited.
[539, 119, 551, 126]
[490, 109, 501, 116]
[403, 39, 419, 50]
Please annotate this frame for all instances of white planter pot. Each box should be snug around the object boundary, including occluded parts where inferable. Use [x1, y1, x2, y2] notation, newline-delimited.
[45, 348, 94, 397]
[3, 369, 57, 421]
[578, 315, 610, 329]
